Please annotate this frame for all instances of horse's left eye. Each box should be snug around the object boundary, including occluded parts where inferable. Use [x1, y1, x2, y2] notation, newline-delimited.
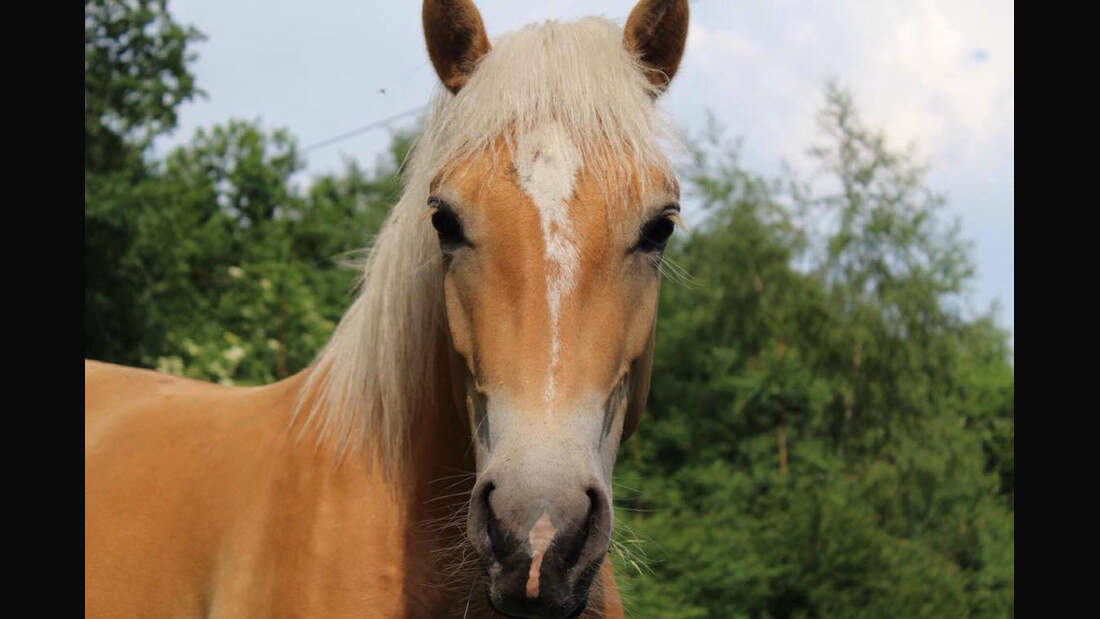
[635, 215, 676, 253]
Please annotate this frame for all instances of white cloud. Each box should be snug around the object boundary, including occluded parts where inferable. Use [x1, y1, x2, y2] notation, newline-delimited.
[667, 1, 1012, 329]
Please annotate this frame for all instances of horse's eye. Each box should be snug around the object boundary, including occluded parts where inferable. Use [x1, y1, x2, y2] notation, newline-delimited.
[428, 199, 469, 250]
[635, 215, 676, 253]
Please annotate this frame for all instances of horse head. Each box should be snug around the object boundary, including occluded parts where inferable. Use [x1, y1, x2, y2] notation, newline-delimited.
[422, 2, 689, 616]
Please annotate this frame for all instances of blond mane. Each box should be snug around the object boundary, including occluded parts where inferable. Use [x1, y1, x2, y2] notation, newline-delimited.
[294, 17, 680, 472]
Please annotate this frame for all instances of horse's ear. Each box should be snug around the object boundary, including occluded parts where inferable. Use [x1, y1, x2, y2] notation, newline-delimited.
[623, 0, 690, 93]
[423, 0, 491, 94]
[623, 320, 657, 441]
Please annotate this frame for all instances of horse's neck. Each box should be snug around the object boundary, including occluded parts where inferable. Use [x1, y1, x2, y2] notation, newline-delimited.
[399, 343, 477, 533]
[399, 354, 481, 612]
[262, 348, 477, 613]
[285, 338, 475, 498]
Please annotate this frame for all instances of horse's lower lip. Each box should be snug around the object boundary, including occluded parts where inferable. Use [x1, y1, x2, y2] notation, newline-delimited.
[484, 593, 585, 619]
[485, 593, 518, 618]
[486, 592, 524, 619]
[485, 587, 587, 619]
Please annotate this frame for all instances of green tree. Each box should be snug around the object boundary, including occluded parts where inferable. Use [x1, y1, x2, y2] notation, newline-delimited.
[148, 122, 408, 384]
[85, 0, 205, 363]
[611, 85, 1013, 618]
[84, 0, 408, 376]
[87, 114, 410, 382]
[84, 0, 204, 173]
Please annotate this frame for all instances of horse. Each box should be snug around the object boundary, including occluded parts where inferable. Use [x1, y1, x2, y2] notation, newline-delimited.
[85, 1, 689, 616]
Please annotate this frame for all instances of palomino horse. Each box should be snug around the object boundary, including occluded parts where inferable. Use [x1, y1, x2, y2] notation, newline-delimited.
[85, 1, 689, 616]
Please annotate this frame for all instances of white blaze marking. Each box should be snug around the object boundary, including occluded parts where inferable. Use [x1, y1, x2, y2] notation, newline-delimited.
[525, 512, 557, 599]
[515, 123, 582, 406]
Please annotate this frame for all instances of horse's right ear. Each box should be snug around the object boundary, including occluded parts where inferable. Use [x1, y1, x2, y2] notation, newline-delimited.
[423, 0, 491, 94]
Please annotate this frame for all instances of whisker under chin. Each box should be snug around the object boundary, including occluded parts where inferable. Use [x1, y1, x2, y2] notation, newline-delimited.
[426, 471, 479, 485]
[417, 510, 472, 536]
[423, 491, 477, 507]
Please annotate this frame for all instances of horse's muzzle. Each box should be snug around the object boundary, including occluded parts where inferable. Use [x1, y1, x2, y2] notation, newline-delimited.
[468, 478, 611, 619]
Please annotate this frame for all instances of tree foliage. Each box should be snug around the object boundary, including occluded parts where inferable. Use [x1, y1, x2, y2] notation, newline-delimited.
[84, 3, 1013, 616]
[85, 0, 205, 362]
[85, 115, 408, 378]
[609, 86, 1013, 618]
[85, 0, 204, 173]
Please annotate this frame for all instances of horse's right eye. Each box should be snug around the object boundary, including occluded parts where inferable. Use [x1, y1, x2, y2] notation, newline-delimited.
[428, 199, 470, 251]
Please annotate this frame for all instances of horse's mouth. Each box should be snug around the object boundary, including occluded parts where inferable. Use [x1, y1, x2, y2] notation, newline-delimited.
[485, 589, 588, 619]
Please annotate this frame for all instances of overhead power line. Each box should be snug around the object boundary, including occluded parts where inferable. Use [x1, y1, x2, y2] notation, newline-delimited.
[300, 105, 427, 154]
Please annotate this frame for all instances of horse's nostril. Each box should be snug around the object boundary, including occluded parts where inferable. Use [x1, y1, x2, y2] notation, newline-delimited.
[585, 487, 599, 509]
[480, 481, 496, 511]
[482, 483, 507, 561]
[560, 488, 600, 570]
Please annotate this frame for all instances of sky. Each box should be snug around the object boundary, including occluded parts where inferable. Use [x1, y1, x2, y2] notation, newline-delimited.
[153, 0, 1014, 337]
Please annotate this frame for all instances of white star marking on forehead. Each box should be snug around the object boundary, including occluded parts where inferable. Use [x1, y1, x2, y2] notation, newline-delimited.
[515, 122, 582, 407]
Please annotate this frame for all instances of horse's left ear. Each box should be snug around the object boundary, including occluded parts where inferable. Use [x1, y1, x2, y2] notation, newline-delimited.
[623, 0, 690, 93]
[623, 321, 657, 441]
[423, 0, 492, 94]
